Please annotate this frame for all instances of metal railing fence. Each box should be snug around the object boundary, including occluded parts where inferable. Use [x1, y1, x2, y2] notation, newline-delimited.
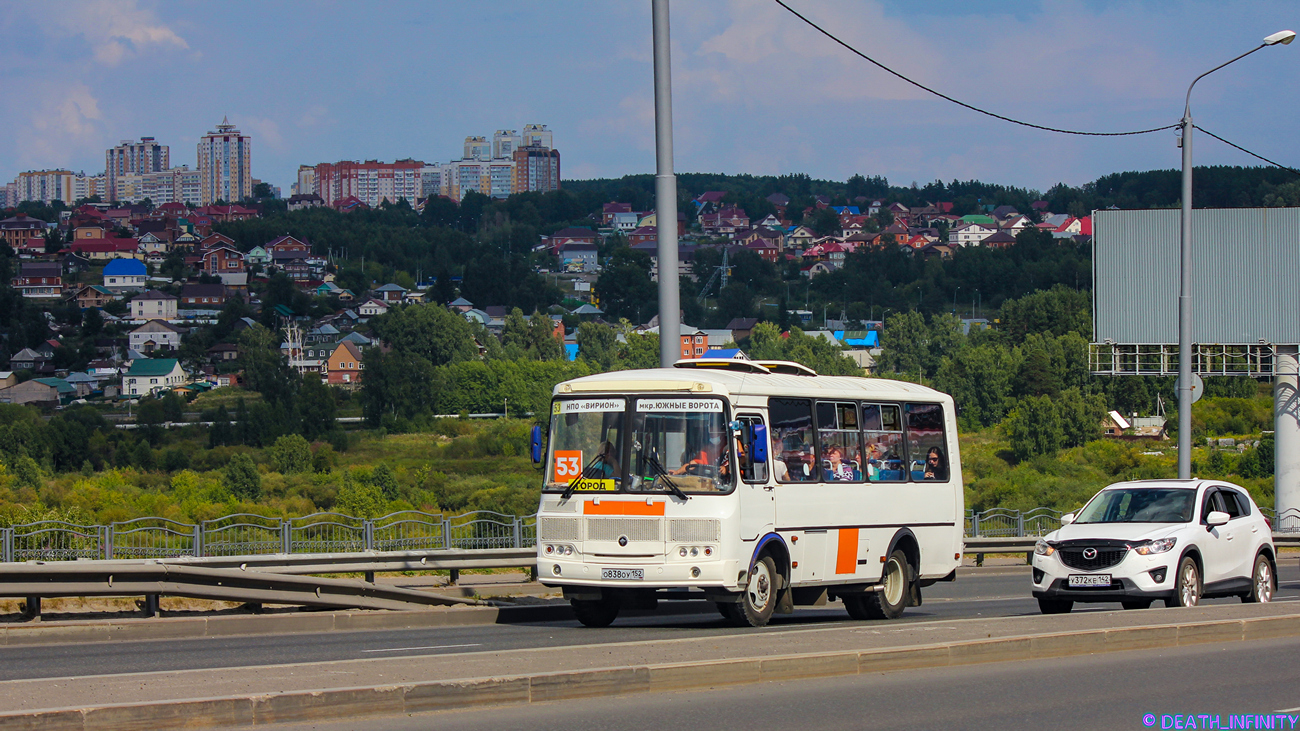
[2, 506, 1297, 564]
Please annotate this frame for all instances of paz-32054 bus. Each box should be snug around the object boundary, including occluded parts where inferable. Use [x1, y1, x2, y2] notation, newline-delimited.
[529, 359, 964, 627]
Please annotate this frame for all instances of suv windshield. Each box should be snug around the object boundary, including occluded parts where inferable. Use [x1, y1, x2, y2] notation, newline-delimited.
[1074, 488, 1196, 524]
[543, 396, 733, 494]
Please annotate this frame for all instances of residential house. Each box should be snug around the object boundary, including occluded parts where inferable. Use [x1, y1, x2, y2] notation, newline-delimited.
[726, 317, 760, 342]
[130, 290, 178, 321]
[948, 222, 996, 247]
[71, 238, 140, 260]
[0, 379, 59, 406]
[0, 371, 15, 390]
[699, 206, 749, 238]
[633, 210, 687, 238]
[207, 343, 239, 363]
[373, 283, 408, 303]
[272, 250, 311, 281]
[193, 204, 258, 223]
[630, 241, 696, 282]
[601, 202, 633, 225]
[33, 377, 77, 403]
[609, 211, 640, 232]
[9, 348, 45, 371]
[12, 262, 63, 299]
[103, 258, 148, 292]
[130, 319, 187, 352]
[179, 282, 226, 307]
[72, 285, 117, 309]
[201, 244, 246, 285]
[981, 230, 1017, 249]
[785, 226, 816, 251]
[558, 242, 599, 273]
[137, 232, 170, 261]
[244, 246, 271, 267]
[325, 341, 363, 386]
[627, 226, 657, 245]
[693, 191, 727, 214]
[356, 299, 389, 320]
[0, 214, 49, 254]
[543, 227, 598, 254]
[287, 193, 324, 211]
[121, 358, 186, 397]
[449, 297, 474, 313]
[765, 193, 790, 211]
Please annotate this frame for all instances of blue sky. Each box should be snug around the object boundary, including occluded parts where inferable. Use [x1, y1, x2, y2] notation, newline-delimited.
[1, 0, 1296, 195]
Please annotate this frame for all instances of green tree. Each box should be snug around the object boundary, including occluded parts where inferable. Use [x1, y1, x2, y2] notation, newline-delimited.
[576, 322, 619, 371]
[500, 307, 531, 357]
[335, 471, 386, 518]
[1004, 395, 1064, 461]
[269, 434, 313, 474]
[594, 247, 657, 323]
[360, 349, 441, 424]
[223, 453, 262, 500]
[371, 463, 399, 500]
[527, 310, 565, 361]
[370, 304, 477, 366]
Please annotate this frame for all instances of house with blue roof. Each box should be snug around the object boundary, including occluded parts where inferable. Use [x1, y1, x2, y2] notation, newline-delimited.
[102, 258, 147, 293]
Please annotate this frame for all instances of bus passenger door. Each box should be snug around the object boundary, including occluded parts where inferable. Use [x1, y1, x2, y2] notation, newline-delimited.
[736, 414, 775, 540]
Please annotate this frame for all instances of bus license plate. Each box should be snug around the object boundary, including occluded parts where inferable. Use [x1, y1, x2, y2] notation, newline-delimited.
[602, 568, 644, 581]
[1067, 574, 1111, 587]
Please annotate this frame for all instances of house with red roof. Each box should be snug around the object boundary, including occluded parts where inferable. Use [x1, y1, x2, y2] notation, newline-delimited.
[71, 238, 141, 260]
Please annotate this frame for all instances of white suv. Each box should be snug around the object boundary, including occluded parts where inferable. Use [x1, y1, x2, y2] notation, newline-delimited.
[1031, 479, 1276, 613]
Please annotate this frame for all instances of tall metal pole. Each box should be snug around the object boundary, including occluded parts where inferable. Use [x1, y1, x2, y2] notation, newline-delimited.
[1177, 111, 1193, 479]
[652, 0, 680, 367]
[1176, 38, 1280, 478]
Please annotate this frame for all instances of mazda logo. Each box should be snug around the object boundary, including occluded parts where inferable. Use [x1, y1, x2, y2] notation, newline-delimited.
[618, 536, 628, 547]
[1082, 547, 1097, 560]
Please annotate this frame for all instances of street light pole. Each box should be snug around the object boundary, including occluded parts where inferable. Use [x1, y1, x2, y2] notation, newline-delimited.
[652, 0, 680, 367]
[1177, 29, 1294, 480]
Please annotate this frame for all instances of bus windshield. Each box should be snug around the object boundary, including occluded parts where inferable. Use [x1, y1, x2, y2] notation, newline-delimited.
[628, 397, 732, 494]
[544, 398, 627, 493]
[543, 396, 733, 494]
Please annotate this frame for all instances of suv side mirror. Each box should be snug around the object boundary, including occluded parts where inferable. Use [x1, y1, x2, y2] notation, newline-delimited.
[1206, 510, 1230, 527]
[530, 425, 542, 464]
[1060, 513, 1075, 526]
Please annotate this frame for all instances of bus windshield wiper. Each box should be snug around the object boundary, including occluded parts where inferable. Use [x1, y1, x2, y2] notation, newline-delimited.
[561, 454, 608, 501]
[643, 454, 690, 501]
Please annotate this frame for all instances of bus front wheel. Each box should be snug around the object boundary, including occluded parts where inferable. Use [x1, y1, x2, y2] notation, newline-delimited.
[734, 555, 778, 627]
[571, 596, 619, 627]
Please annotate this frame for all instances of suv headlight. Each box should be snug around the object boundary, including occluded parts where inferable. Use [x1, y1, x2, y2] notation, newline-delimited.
[1134, 537, 1177, 555]
[1034, 539, 1055, 556]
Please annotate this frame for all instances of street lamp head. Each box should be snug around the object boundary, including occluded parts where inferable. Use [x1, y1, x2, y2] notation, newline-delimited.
[1263, 30, 1296, 46]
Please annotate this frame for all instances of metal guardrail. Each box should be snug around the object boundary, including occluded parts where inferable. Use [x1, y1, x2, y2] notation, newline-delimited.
[0, 561, 480, 612]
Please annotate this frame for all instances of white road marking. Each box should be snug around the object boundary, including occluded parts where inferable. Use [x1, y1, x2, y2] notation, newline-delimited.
[1276, 706, 1300, 713]
[360, 643, 482, 654]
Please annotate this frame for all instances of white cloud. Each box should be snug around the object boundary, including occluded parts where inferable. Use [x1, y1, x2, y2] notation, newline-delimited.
[16, 83, 104, 169]
[52, 0, 188, 66]
[240, 116, 285, 153]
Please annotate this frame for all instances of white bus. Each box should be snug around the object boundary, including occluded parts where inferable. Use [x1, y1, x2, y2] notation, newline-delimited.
[530, 359, 964, 627]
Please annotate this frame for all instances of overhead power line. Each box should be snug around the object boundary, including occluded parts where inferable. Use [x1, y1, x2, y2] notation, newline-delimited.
[772, 0, 1178, 137]
[1194, 125, 1300, 177]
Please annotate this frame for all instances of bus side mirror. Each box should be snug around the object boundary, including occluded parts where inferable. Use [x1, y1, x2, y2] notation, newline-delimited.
[530, 425, 542, 464]
[751, 424, 768, 463]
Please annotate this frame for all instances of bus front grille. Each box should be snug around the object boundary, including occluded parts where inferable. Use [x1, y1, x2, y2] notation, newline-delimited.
[586, 518, 661, 542]
[540, 517, 582, 541]
[670, 519, 720, 543]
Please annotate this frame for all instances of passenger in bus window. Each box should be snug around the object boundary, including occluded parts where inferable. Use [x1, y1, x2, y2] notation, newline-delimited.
[923, 447, 948, 481]
[595, 441, 620, 479]
[823, 445, 858, 481]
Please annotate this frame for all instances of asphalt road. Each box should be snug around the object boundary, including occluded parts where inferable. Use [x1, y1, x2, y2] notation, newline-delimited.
[3, 564, 1297, 682]
[246, 635, 1300, 731]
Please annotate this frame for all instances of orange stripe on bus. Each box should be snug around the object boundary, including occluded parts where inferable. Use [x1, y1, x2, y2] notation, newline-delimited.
[583, 501, 666, 516]
[835, 528, 859, 574]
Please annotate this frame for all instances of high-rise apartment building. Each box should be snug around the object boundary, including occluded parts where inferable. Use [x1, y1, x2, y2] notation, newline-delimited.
[13, 170, 76, 205]
[72, 173, 108, 202]
[106, 137, 169, 201]
[312, 159, 423, 207]
[521, 124, 553, 150]
[113, 167, 201, 206]
[513, 145, 561, 195]
[197, 117, 252, 205]
[292, 165, 316, 197]
[493, 130, 522, 159]
[463, 136, 491, 161]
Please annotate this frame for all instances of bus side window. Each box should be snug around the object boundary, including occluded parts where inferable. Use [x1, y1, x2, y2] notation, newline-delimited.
[816, 401, 863, 482]
[862, 403, 905, 482]
[736, 415, 768, 483]
[770, 398, 816, 483]
[904, 403, 948, 482]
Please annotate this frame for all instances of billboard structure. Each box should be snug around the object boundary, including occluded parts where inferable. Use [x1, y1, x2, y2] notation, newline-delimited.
[1091, 207, 1300, 529]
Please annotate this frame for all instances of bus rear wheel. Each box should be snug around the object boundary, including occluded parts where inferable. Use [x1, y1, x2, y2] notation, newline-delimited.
[571, 596, 619, 627]
[733, 555, 778, 627]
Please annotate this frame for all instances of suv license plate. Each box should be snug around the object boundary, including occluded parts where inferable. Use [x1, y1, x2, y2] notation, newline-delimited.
[602, 568, 644, 581]
[1067, 574, 1111, 587]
